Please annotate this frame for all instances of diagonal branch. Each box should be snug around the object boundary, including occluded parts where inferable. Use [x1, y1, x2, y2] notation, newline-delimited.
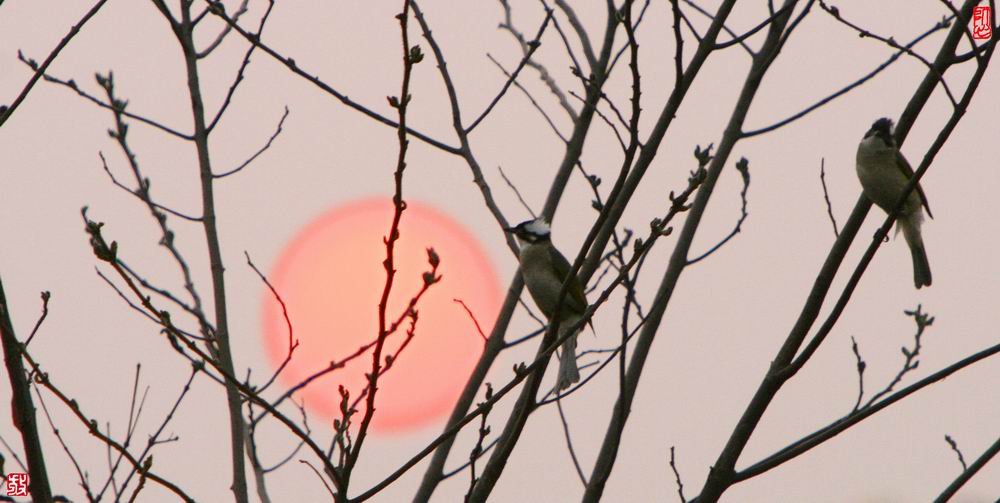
[214, 106, 289, 178]
[498, 0, 578, 120]
[205, 1, 460, 155]
[741, 13, 952, 138]
[935, 433, 1000, 502]
[693, 3, 993, 500]
[196, 0, 249, 58]
[0, 0, 109, 128]
[818, 0, 958, 107]
[553, 0, 597, 69]
[0, 277, 54, 502]
[465, 9, 553, 133]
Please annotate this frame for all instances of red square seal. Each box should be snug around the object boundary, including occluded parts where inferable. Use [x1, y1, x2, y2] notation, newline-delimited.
[973, 6, 992, 40]
[5, 472, 29, 497]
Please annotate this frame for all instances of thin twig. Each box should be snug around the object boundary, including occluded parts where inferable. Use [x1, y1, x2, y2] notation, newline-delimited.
[542, 1, 586, 86]
[0, 0, 109, 127]
[21, 63, 192, 139]
[196, 0, 249, 58]
[819, 158, 840, 237]
[205, 0, 460, 154]
[208, 0, 278, 131]
[20, 348, 195, 502]
[0, 434, 28, 472]
[555, 398, 587, 486]
[215, 106, 289, 178]
[466, 9, 554, 133]
[497, 165, 538, 218]
[687, 158, 750, 264]
[486, 54, 566, 143]
[849, 336, 866, 413]
[498, 0, 578, 120]
[246, 250, 298, 393]
[670, 446, 687, 503]
[608, 0, 654, 74]
[568, 90, 626, 151]
[552, 0, 597, 69]
[935, 433, 1000, 502]
[260, 278, 435, 421]
[23, 291, 51, 347]
[34, 389, 93, 501]
[944, 434, 968, 471]
[741, 14, 953, 137]
[116, 367, 197, 499]
[682, 0, 754, 56]
[863, 306, 934, 408]
[441, 438, 499, 480]
[259, 399, 310, 473]
[818, 1, 958, 107]
[454, 299, 488, 342]
[99, 152, 203, 222]
[300, 460, 337, 499]
[713, 4, 793, 50]
[464, 385, 493, 502]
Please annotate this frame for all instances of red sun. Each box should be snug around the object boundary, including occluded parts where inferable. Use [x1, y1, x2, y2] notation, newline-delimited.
[261, 198, 501, 433]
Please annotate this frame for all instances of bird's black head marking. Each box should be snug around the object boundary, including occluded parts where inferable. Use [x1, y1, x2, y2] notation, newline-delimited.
[864, 117, 895, 147]
[504, 219, 551, 244]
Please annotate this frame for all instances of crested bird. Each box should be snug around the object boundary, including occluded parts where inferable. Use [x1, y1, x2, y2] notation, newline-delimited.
[856, 117, 933, 288]
[504, 218, 588, 390]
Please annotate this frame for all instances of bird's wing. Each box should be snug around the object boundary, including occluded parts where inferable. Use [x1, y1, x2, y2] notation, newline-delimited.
[895, 149, 933, 219]
[547, 246, 589, 314]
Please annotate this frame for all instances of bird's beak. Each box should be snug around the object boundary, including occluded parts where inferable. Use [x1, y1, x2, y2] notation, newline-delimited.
[502, 226, 515, 234]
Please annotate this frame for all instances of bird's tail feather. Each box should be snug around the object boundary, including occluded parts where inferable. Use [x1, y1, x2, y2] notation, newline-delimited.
[900, 217, 932, 288]
[556, 325, 580, 391]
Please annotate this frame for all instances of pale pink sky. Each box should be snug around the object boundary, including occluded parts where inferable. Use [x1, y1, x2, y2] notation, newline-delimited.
[2, 1, 999, 501]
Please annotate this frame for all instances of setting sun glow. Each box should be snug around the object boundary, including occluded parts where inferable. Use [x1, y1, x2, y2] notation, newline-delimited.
[261, 198, 502, 433]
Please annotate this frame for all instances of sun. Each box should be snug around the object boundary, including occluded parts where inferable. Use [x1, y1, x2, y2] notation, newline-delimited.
[261, 198, 502, 433]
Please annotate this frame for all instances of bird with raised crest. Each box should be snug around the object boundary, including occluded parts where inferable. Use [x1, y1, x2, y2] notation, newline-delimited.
[856, 117, 933, 289]
[504, 218, 588, 390]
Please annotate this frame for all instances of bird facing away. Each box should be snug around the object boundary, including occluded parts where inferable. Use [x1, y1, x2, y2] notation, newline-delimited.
[504, 218, 587, 390]
[856, 117, 933, 288]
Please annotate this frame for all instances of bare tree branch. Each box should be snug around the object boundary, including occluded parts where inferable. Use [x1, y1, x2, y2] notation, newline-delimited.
[819, 158, 840, 237]
[555, 398, 587, 486]
[945, 434, 968, 472]
[214, 106, 289, 179]
[466, 9, 554, 133]
[552, 0, 597, 69]
[0, 0, 109, 128]
[741, 14, 952, 138]
[23, 291, 50, 347]
[20, 346, 195, 502]
[669, 446, 687, 503]
[693, 4, 994, 499]
[935, 433, 1000, 502]
[196, 0, 249, 58]
[0, 276, 53, 502]
[818, 0, 958, 107]
[498, 0, 578, 121]
[487, 54, 567, 142]
[208, 0, 277, 132]
[205, 1, 461, 155]
[687, 157, 750, 265]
